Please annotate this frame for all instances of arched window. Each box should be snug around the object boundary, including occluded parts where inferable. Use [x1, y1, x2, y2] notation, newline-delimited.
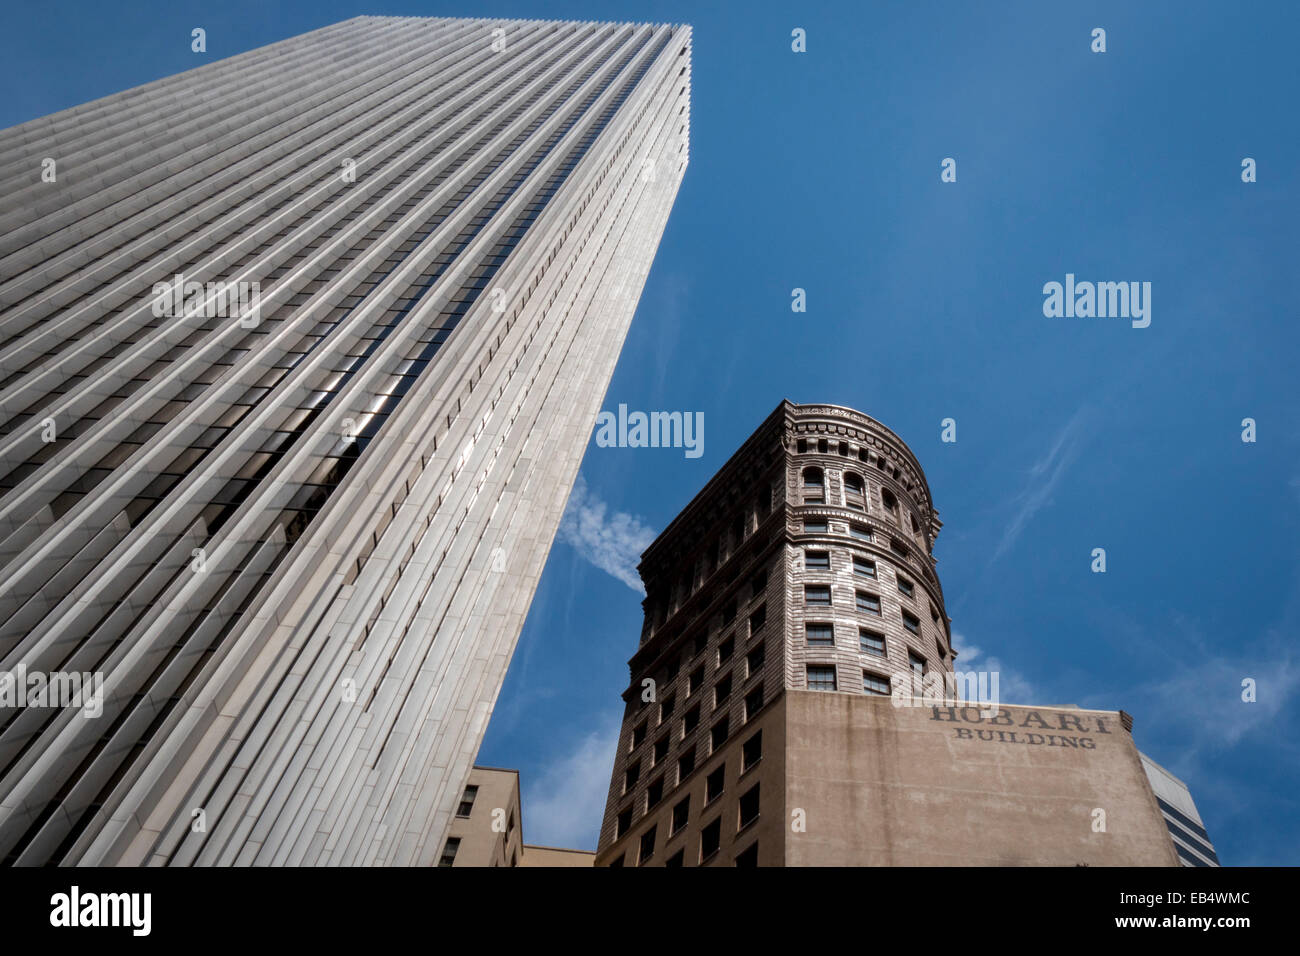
[802, 466, 824, 503]
[843, 472, 866, 511]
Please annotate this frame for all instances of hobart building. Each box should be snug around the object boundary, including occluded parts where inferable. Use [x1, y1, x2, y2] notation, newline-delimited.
[595, 402, 1215, 867]
[0, 15, 689, 865]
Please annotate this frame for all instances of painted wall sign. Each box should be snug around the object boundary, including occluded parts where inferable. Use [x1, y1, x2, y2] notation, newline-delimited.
[930, 706, 1116, 749]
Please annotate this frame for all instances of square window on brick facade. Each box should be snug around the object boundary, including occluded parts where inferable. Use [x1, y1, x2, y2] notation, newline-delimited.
[860, 628, 886, 657]
[806, 549, 830, 569]
[903, 612, 921, 634]
[683, 704, 700, 735]
[639, 825, 657, 864]
[624, 761, 640, 792]
[700, 818, 721, 860]
[909, 651, 926, 677]
[654, 735, 670, 765]
[718, 636, 734, 664]
[856, 591, 881, 614]
[898, 576, 914, 597]
[647, 775, 665, 809]
[854, 556, 876, 577]
[742, 729, 762, 771]
[747, 642, 765, 677]
[744, 684, 764, 721]
[672, 795, 690, 834]
[734, 842, 758, 866]
[749, 604, 766, 635]
[751, 568, 767, 598]
[616, 807, 632, 837]
[807, 664, 837, 691]
[738, 783, 760, 829]
[706, 765, 725, 803]
[689, 664, 705, 695]
[851, 524, 872, 542]
[659, 693, 675, 722]
[804, 519, 827, 533]
[711, 716, 730, 752]
[863, 672, 891, 696]
[631, 721, 647, 749]
[806, 623, 834, 646]
[714, 672, 732, 708]
[805, 584, 831, 605]
[677, 747, 695, 783]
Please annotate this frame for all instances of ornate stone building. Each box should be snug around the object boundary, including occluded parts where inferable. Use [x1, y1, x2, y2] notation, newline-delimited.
[595, 401, 957, 866]
[595, 401, 1193, 867]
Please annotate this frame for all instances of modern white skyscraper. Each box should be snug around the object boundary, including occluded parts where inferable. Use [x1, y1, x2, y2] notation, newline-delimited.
[1141, 753, 1220, 867]
[0, 15, 690, 865]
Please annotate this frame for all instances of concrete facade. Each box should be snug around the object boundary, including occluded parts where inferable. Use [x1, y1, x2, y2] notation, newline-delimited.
[596, 401, 956, 865]
[440, 767, 523, 868]
[439, 766, 595, 867]
[518, 845, 596, 867]
[595, 402, 1195, 866]
[0, 16, 689, 865]
[785, 693, 1178, 866]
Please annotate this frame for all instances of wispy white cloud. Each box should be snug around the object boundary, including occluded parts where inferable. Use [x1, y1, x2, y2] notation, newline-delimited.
[989, 406, 1092, 566]
[951, 631, 1038, 705]
[1089, 647, 1300, 754]
[557, 473, 656, 594]
[520, 713, 620, 850]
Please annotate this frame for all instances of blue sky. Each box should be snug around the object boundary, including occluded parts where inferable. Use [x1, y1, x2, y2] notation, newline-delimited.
[6, 1, 1296, 864]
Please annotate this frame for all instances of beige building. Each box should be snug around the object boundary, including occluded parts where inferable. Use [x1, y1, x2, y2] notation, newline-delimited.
[439, 766, 594, 867]
[518, 845, 598, 867]
[594, 401, 1202, 866]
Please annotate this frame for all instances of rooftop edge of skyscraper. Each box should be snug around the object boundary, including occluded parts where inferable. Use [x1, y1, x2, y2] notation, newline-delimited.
[638, 399, 941, 581]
